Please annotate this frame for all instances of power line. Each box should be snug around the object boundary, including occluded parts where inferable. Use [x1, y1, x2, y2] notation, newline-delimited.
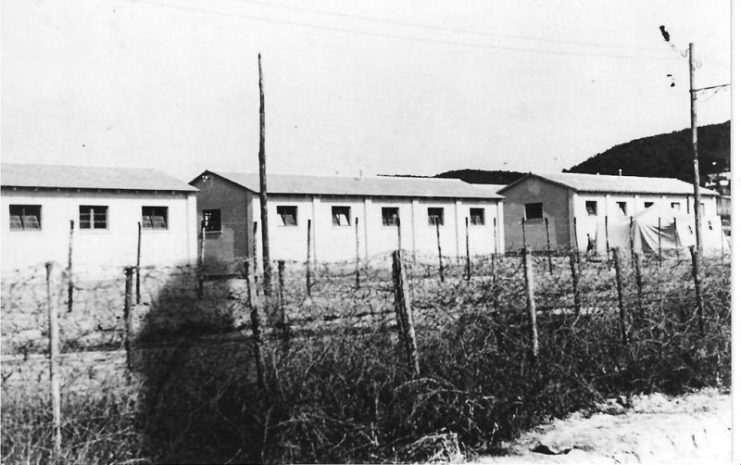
[224, 0, 666, 53]
[131, 0, 679, 61]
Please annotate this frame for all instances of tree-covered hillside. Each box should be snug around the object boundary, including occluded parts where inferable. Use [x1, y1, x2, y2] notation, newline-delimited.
[566, 121, 730, 182]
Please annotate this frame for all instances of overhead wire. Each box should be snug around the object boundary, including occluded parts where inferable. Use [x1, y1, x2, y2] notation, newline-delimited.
[130, 0, 680, 62]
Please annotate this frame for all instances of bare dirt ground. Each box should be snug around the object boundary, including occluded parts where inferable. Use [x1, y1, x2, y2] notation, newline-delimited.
[469, 388, 731, 465]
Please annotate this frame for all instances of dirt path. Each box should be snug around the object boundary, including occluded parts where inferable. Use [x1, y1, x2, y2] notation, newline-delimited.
[470, 388, 731, 465]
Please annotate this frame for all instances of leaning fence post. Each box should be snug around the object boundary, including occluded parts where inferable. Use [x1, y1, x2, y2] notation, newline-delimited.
[690, 246, 704, 337]
[355, 217, 361, 289]
[392, 250, 420, 377]
[465, 217, 471, 281]
[568, 252, 580, 315]
[521, 217, 526, 250]
[397, 216, 402, 252]
[491, 253, 499, 310]
[612, 248, 628, 345]
[633, 251, 643, 317]
[46, 262, 61, 459]
[244, 260, 266, 391]
[136, 221, 142, 304]
[673, 217, 681, 260]
[306, 219, 312, 298]
[544, 217, 553, 275]
[629, 216, 635, 266]
[605, 215, 610, 255]
[436, 217, 445, 282]
[123, 267, 134, 370]
[67, 220, 74, 312]
[252, 221, 259, 284]
[522, 248, 539, 361]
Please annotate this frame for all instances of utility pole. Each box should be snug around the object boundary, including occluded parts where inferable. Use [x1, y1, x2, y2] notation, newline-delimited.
[258, 54, 272, 297]
[688, 42, 703, 259]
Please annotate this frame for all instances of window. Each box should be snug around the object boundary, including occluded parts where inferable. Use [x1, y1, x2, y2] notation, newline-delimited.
[142, 206, 168, 230]
[700, 203, 706, 216]
[671, 202, 681, 211]
[585, 201, 597, 216]
[644, 202, 654, 208]
[616, 202, 627, 216]
[79, 205, 108, 229]
[332, 206, 351, 226]
[428, 207, 444, 226]
[203, 209, 221, 232]
[470, 208, 485, 225]
[382, 207, 399, 226]
[525, 202, 543, 220]
[9, 205, 41, 231]
[277, 206, 297, 226]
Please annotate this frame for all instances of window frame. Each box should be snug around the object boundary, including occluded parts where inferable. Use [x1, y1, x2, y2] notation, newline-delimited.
[142, 206, 169, 230]
[470, 208, 485, 226]
[381, 207, 399, 227]
[9, 204, 42, 231]
[524, 202, 543, 220]
[331, 206, 351, 227]
[276, 205, 298, 227]
[616, 201, 627, 216]
[79, 205, 108, 230]
[585, 201, 598, 216]
[202, 209, 222, 232]
[427, 207, 444, 226]
[671, 202, 681, 211]
[644, 201, 654, 209]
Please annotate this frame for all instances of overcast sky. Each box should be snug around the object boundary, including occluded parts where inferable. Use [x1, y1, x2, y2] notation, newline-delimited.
[1, 0, 731, 181]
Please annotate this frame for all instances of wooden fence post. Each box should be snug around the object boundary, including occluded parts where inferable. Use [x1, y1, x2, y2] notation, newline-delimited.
[123, 267, 134, 370]
[46, 262, 61, 459]
[491, 253, 499, 310]
[674, 217, 681, 259]
[306, 219, 312, 297]
[521, 217, 526, 250]
[397, 216, 402, 252]
[569, 252, 580, 315]
[355, 217, 361, 289]
[136, 221, 142, 304]
[629, 216, 635, 267]
[67, 220, 74, 312]
[605, 215, 610, 254]
[690, 246, 704, 337]
[277, 260, 289, 347]
[522, 248, 539, 361]
[573, 217, 580, 264]
[465, 217, 471, 281]
[244, 260, 266, 391]
[658, 217, 662, 267]
[493, 217, 499, 257]
[612, 248, 628, 345]
[544, 217, 553, 275]
[633, 251, 643, 317]
[252, 221, 258, 284]
[198, 219, 205, 298]
[392, 250, 420, 377]
[436, 217, 444, 282]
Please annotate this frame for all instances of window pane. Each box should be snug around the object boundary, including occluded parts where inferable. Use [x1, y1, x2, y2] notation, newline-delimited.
[80, 206, 107, 229]
[143, 207, 168, 230]
[382, 207, 399, 226]
[428, 208, 444, 226]
[332, 206, 351, 226]
[525, 202, 543, 220]
[585, 201, 597, 216]
[203, 209, 221, 232]
[617, 202, 627, 215]
[277, 206, 297, 226]
[10, 205, 41, 230]
[470, 208, 485, 225]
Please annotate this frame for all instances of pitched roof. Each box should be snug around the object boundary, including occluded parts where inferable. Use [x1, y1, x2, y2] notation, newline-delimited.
[1, 164, 198, 192]
[499, 172, 717, 196]
[194, 171, 503, 200]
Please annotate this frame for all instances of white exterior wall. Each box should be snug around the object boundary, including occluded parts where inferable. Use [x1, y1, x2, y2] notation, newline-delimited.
[571, 191, 717, 252]
[1, 190, 197, 272]
[250, 194, 502, 263]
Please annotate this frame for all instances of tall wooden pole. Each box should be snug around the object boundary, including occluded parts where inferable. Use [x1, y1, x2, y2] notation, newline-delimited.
[520, 217, 526, 250]
[544, 217, 553, 275]
[689, 42, 703, 258]
[465, 217, 471, 281]
[258, 54, 272, 297]
[306, 219, 312, 297]
[355, 217, 361, 289]
[522, 248, 539, 361]
[252, 221, 258, 284]
[612, 248, 628, 346]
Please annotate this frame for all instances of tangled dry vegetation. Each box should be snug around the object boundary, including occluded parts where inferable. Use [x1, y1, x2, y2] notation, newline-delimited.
[1, 252, 731, 464]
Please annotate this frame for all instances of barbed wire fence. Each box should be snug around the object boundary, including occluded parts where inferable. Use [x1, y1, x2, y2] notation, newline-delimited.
[1, 233, 731, 463]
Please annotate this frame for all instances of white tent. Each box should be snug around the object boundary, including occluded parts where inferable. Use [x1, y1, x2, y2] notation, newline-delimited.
[597, 204, 729, 257]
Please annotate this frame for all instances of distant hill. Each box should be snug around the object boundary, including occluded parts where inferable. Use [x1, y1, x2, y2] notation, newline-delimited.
[566, 121, 730, 183]
[433, 169, 526, 185]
